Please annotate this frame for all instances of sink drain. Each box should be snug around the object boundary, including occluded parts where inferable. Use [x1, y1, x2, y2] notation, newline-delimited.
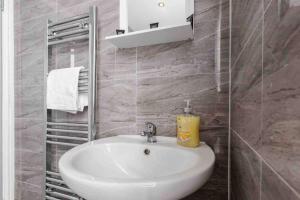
[144, 149, 150, 155]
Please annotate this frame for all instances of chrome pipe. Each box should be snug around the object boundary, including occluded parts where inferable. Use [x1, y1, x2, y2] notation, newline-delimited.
[79, 79, 88, 83]
[88, 6, 97, 141]
[47, 134, 88, 141]
[47, 122, 88, 127]
[46, 191, 78, 200]
[49, 13, 89, 27]
[46, 141, 79, 147]
[46, 171, 61, 177]
[48, 28, 89, 40]
[48, 35, 89, 46]
[47, 128, 88, 134]
[45, 195, 61, 200]
[49, 20, 89, 33]
[78, 83, 88, 87]
[46, 183, 73, 193]
[46, 177, 65, 185]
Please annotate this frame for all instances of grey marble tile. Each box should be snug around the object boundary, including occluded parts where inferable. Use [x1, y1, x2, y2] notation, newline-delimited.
[15, 85, 44, 119]
[99, 47, 137, 81]
[15, 51, 44, 87]
[14, 0, 56, 23]
[260, 52, 300, 192]
[231, 131, 261, 200]
[56, 0, 91, 9]
[15, 118, 44, 186]
[137, 32, 229, 79]
[15, 181, 42, 200]
[99, 79, 136, 123]
[260, 0, 300, 193]
[97, 79, 137, 138]
[261, 162, 300, 200]
[96, 0, 119, 40]
[137, 74, 228, 129]
[231, 0, 263, 64]
[97, 122, 137, 138]
[231, 22, 263, 148]
[14, 17, 48, 56]
[263, 0, 300, 76]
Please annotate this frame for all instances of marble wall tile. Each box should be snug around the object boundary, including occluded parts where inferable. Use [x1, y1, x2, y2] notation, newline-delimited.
[231, 0, 263, 64]
[261, 25, 300, 192]
[15, 118, 44, 186]
[231, 0, 300, 198]
[14, 0, 56, 23]
[263, 0, 300, 76]
[15, 51, 44, 87]
[137, 74, 228, 132]
[231, 22, 263, 148]
[261, 162, 300, 200]
[15, 181, 43, 200]
[231, 131, 261, 200]
[15, 85, 44, 119]
[97, 79, 137, 137]
[14, 16, 48, 56]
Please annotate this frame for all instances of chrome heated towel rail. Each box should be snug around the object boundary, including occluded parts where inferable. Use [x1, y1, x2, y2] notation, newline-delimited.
[44, 6, 97, 200]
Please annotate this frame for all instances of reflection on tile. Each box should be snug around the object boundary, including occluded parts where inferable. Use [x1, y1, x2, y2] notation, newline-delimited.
[261, 162, 300, 200]
[231, 131, 261, 200]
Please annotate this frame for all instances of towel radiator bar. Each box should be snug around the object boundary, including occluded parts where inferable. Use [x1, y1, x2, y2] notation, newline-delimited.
[44, 6, 97, 200]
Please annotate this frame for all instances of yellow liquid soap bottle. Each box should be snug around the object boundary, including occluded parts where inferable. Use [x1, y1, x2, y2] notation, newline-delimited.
[177, 100, 200, 148]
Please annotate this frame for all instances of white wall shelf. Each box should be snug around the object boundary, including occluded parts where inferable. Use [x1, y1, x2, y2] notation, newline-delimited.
[105, 23, 194, 48]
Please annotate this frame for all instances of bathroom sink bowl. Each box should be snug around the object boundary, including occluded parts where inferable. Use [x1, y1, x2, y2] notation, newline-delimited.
[59, 135, 215, 200]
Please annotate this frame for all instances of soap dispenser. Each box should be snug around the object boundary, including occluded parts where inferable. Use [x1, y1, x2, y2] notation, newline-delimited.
[176, 100, 200, 148]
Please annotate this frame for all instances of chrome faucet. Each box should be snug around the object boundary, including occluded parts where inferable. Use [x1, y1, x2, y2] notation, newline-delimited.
[141, 122, 157, 143]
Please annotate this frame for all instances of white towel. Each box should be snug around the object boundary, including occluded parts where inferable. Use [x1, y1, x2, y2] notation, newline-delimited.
[47, 66, 88, 114]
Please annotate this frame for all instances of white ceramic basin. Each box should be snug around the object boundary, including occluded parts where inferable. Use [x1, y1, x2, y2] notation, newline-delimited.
[59, 135, 215, 200]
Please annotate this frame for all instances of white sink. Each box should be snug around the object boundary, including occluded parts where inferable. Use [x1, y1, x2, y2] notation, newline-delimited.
[59, 135, 215, 200]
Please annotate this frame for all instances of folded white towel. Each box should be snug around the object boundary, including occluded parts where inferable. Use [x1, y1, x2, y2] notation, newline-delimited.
[47, 66, 88, 114]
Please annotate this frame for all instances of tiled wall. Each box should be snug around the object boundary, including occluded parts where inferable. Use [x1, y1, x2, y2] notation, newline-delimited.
[230, 0, 300, 199]
[14, 0, 229, 199]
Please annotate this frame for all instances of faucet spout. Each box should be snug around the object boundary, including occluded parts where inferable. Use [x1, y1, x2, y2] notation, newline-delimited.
[141, 122, 157, 143]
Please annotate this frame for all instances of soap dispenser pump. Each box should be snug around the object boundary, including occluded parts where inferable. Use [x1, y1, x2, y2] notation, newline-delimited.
[184, 99, 192, 114]
[176, 100, 200, 148]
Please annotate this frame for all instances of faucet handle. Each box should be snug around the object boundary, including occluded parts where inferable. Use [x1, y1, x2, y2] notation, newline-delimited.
[145, 122, 156, 135]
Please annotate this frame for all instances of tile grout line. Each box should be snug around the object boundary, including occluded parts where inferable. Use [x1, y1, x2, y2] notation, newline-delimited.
[231, 129, 300, 198]
[99, 72, 230, 82]
[260, 0, 264, 199]
[228, 0, 232, 198]
[135, 47, 138, 134]
[259, 154, 262, 200]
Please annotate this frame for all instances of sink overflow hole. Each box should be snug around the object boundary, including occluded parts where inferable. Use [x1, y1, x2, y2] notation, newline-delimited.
[144, 149, 150, 155]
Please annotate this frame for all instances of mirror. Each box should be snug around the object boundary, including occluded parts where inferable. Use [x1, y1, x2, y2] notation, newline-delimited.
[119, 0, 194, 33]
